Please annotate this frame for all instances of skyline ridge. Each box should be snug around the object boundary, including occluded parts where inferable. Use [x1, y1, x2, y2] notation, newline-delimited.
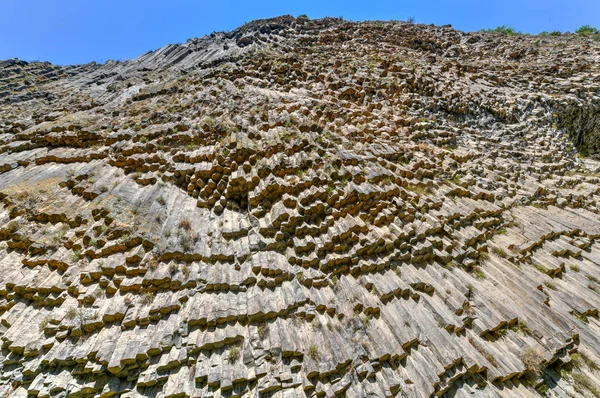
[2, 0, 599, 64]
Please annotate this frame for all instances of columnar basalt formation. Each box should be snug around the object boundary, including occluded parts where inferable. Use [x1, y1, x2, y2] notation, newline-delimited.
[1, 15, 600, 398]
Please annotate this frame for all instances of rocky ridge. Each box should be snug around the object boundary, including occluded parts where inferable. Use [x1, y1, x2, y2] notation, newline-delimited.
[1, 15, 600, 398]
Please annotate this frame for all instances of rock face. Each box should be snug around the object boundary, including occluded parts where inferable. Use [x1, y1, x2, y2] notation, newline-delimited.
[1, 14, 600, 398]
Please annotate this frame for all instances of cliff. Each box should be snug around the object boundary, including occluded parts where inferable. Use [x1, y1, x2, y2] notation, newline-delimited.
[1, 15, 600, 397]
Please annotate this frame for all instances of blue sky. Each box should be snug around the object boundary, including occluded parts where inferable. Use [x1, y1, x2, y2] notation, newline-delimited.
[2, 0, 599, 65]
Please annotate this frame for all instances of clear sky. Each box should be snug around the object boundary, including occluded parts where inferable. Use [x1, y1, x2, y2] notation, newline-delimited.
[2, 0, 599, 65]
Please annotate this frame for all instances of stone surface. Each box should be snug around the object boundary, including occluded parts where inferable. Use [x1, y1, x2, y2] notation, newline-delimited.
[1, 15, 600, 398]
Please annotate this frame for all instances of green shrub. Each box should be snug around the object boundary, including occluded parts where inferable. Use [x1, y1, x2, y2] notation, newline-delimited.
[71, 250, 83, 262]
[228, 345, 240, 363]
[257, 322, 269, 339]
[492, 247, 508, 258]
[488, 26, 520, 35]
[518, 320, 532, 335]
[573, 372, 600, 396]
[539, 31, 562, 36]
[359, 314, 371, 329]
[308, 344, 319, 361]
[571, 351, 600, 372]
[576, 25, 599, 35]
[39, 316, 51, 331]
[535, 383, 549, 395]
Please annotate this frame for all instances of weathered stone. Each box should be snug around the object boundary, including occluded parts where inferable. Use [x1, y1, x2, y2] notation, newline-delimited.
[1, 15, 600, 398]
